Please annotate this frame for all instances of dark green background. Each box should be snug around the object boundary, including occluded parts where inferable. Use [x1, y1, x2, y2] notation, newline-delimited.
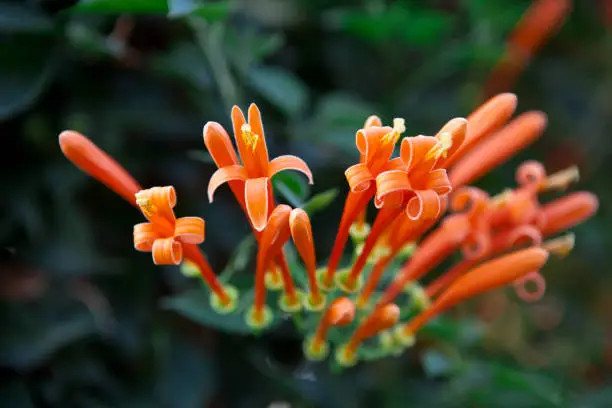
[1, 0, 611, 407]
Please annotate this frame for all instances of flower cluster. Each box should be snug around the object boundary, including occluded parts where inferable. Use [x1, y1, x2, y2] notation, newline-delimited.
[59, 93, 597, 368]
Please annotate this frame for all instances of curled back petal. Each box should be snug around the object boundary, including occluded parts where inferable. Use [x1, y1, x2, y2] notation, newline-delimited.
[425, 169, 452, 196]
[135, 186, 177, 233]
[375, 170, 411, 202]
[364, 115, 382, 128]
[516, 160, 547, 188]
[134, 222, 162, 251]
[407, 190, 442, 220]
[152, 237, 183, 265]
[268, 155, 313, 184]
[506, 224, 542, 248]
[245, 177, 270, 231]
[175, 217, 205, 244]
[450, 187, 490, 217]
[514, 271, 546, 302]
[203, 122, 240, 168]
[356, 126, 393, 166]
[345, 163, 374, 193]
[400, 136, 437, 171]
[207, 165, 248, 202]
[461, 231, 491, 260]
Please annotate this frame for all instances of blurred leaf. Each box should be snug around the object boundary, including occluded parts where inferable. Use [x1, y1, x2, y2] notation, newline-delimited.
[150, 42, 212, 91]
[272, 171, 310, 207]
[0, 300, 97, 370]
[219, 235, 256, 283]
[66, 23, 119, 59]
[490, 363, 564, 406]
[248, 66, 309, 117]
[421, 349, 454, 378]
[163, 288, 279, 334]
[71, 0, 168, 13]
[0, 3, 53, 33]
[302, 189, 338, 216]
[168, 0, 231, 21]
[0, 38, 57, 120]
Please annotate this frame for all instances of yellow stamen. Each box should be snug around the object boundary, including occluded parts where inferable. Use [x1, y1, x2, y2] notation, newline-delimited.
[541, 166, 580, 192]
[542, 233, 575, 258]
[381, 118, 406, 145]
[491, 189, 513, 207]
[241, 123, 259, 152]
[135, 192, 157, 218]
[425, 131, 453, 161]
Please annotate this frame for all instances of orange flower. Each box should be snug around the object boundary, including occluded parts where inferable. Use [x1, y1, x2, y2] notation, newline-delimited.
[540, 191, 599, 237]
[289, 208, 323, 309]
[59, 131, 232, 307]
[341, 118, 466, 289]
[483, 0, 571, 98]
[206, 104, 313, 231]
[449, 111, 547, 188]
[398, 247, 550, 339]
[304, 297, 355, 360]
[324, 117, 406, 286]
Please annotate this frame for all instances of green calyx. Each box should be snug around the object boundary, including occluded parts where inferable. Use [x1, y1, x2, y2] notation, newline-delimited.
[264, 270, 284, 291]
[335, 268, 363, 293]
[245, 305, 274, 331]
[393, 326, 416, 348]
[303, 292, 327, 312]
[278, 290, 304, 313]
[349, 222, 371, 243]
[210, 285, 239, 315]
[316, 267, 335, 291]
[304, 336, 329, 361]
[335, 344, 358, 367]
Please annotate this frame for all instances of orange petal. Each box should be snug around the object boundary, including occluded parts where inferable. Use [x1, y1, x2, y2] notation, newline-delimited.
[245, 177, 270, 231]
[327, 297, 356, 326]
[152, 237, 183, 265]
[461, 231, 491, 260]
[356, 126, 394, 167]
[207, 165, 248, 202]
[400, 135, 438, 171]
[268, 155, 313, 184]
[425, 169, 452, 196]
[375, 170, 411, 202]
[450, 187, 491, 217]
[516, 160, 547, 187]
[406, 190, 442, 220]
[514, 271, 546, 302]
[203, 122, 240, 168]
[135, 186, 176, 234]
[175, 217, 205, 244]
[59, 130, 142, 206]
[444, 93, 518, 167]
[247, 103, 270, 166]
[133, 222, 161, 251]
[364, 115, 382, 128]
[540, 191, 598, 237]
[345, 163, 374, 193]
[289, 209, 316, 274]
[354, 304, 400, 341]
[449, 111, 547, 187]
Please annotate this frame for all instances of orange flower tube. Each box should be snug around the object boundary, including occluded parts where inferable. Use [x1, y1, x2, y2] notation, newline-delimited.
[540, 191, 599, 237]
[289, 208, 323, 309]
[398, 247, 549, 339]
[449, 111, 547, 188]
[443, 93, 517, 168]
[304, 297, 355, 360]
[337, 303, 400, 366]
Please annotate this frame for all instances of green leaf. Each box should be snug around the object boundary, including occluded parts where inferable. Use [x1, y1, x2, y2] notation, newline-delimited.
[302, 189, 338, 216]
[421, 349, 454, 378]
[71, 0, 168, 13]
[248, 66, 309, 117]
[219, 235, 256, 283]
[162, 288, 279, 334]
[168, 0, 231, 21]
[0, 37, 57, 120]
[272, 171, 311, 207]
[0, 3, 53, 33]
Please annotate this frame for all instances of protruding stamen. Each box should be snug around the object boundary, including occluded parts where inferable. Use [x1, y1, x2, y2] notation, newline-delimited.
[381, 118, 406, 145]
[135, 192, 157, 218]
[425, 132, 453, 161]
[542, 232, 575, 258]
[541, 165, 579, 192]
[241, 123, 259, 151]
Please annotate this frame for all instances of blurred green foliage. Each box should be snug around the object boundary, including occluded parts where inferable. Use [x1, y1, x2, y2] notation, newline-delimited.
[1, 0, 612, 406]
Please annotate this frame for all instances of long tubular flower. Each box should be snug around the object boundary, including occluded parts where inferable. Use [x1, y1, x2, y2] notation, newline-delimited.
[324, 117, 406, 287]
[206, 103, 313, 231]
[337, 303, 400, 367]
[289, 208, 324, 309]
[396, 247, 550, 343]
[59, 131, 234, 309]
[449, 111, 547, 188]
[304, 297, 355, 360]
[483, 0, 572, 98]
[540, 191, 599, 236]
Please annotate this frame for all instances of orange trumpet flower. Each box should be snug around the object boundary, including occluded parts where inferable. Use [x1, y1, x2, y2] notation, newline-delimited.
[289, 208, 323, 309]
[133, 186, 205, 265]
[206, 104, 313, 231]
[59, 131, 233, 308]
[397, 247, 549, 341]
